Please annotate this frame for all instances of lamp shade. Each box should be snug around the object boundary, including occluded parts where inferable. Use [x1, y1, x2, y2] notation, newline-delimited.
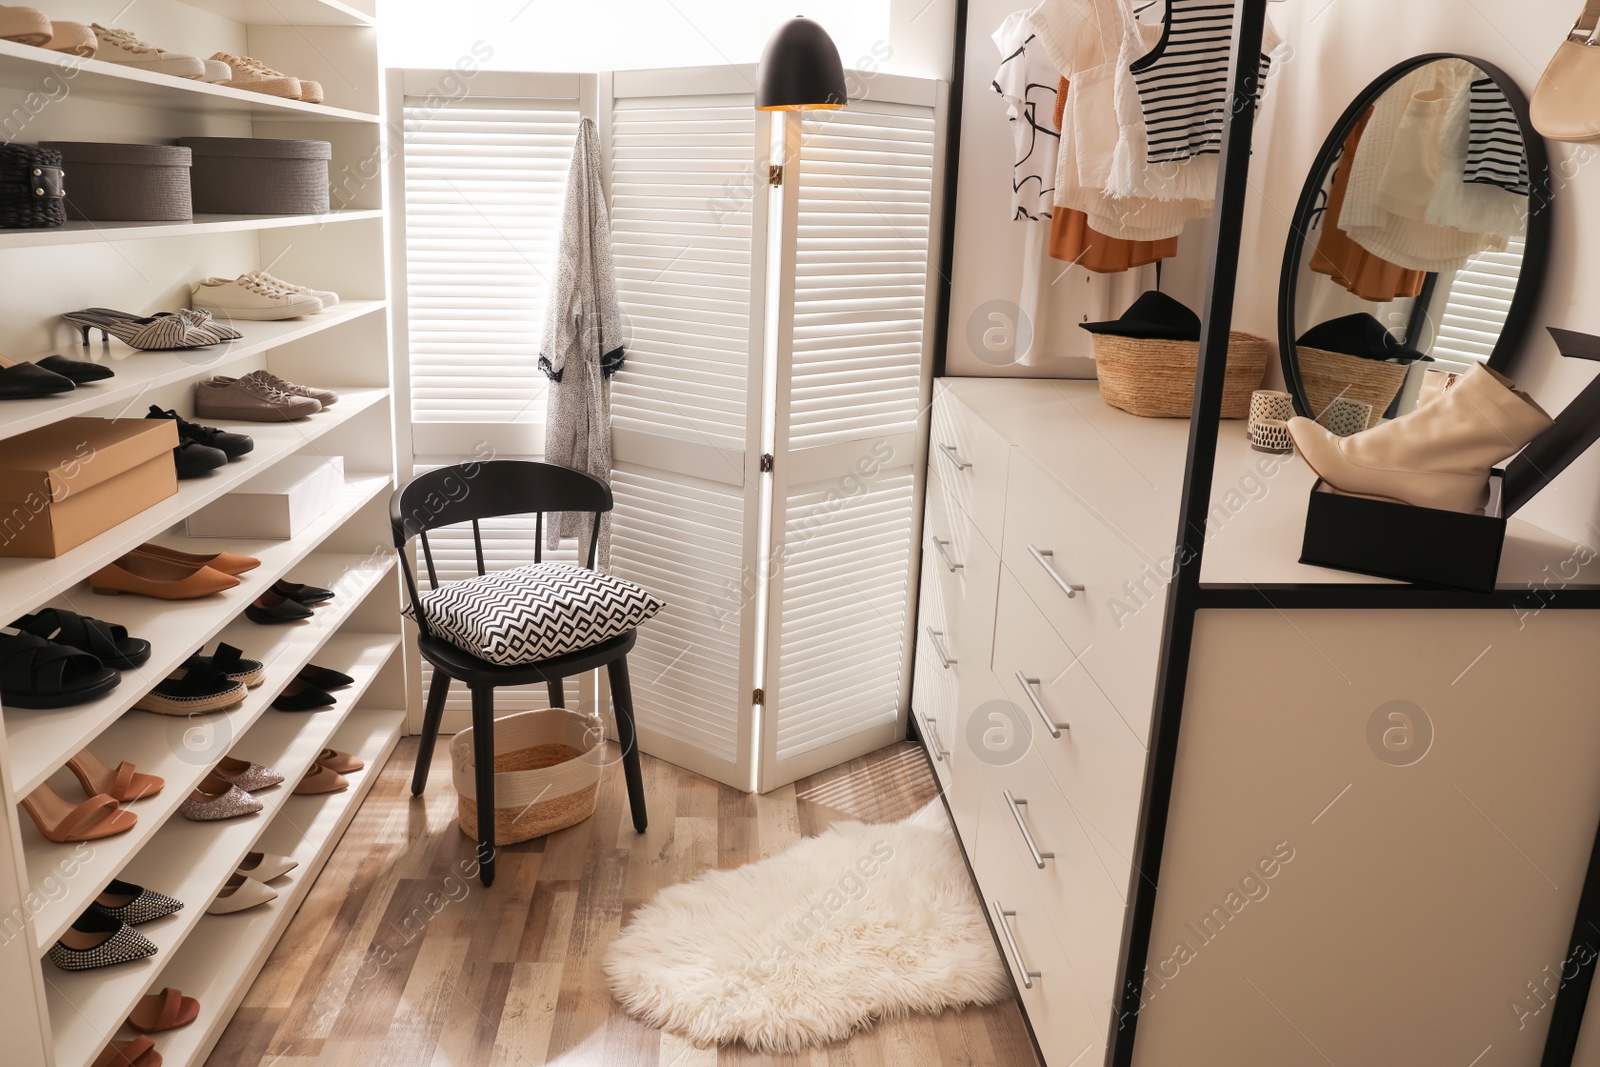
[756, 17, 848, 111]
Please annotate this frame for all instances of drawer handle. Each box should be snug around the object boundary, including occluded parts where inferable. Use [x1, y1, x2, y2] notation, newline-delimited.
[1015, 671, 1067, 738]
[938, 442, 973, 471]
[992, 900, 1041, 989]
[931, 536, 964, 573]
[1005, 790, 1055, 869]
[1027, 545, 1084, 598]
[924, 715, 949, 762]
[926, 627, 957, 669]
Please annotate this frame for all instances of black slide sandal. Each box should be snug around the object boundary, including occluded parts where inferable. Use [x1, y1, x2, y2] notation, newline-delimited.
[0, 631, 120, 709]
[11, 609, 151, 671]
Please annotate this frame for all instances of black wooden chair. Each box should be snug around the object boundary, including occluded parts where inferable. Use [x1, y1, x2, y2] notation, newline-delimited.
[390, 459, 648, 887]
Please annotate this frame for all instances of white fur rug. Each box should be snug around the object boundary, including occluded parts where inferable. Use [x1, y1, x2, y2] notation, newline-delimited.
[604, 818, 1009, 1051]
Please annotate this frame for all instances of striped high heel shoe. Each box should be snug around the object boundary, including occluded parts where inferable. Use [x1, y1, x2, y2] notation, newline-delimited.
[80, 307, 241, 345]
[61, 309, 218, 350]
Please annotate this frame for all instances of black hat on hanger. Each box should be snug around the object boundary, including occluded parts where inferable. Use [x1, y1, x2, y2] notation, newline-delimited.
[1296, 313, 1432, 364]
[1079, 291, 1202, 342]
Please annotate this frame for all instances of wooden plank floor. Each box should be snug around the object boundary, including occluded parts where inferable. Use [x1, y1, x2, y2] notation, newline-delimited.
[206, 738, 1040, 1066]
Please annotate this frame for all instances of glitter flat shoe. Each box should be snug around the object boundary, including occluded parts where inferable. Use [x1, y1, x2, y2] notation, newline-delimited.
[89, 879, 183, 925]
[178, 774, 262, 821]
[210, 756, 283, 793]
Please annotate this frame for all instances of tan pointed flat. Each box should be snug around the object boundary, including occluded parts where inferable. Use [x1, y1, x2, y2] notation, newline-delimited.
[90, 554, 239, 599]
[128, 543, 259, 576]
[315, 748, 364, 775]
[293, 764, 347, 795]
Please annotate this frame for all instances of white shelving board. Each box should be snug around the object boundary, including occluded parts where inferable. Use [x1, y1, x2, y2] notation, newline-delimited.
[124, 707, 404, 1067]
[0, 39, 379, 123]
[42, 643, 401, 1067]
[23, 548, 398, 950]
[0, 211, 384, 251]
[5, 473, 393, 798]
[0, 387, 388, 621]
[174, 0, 376, 27]
[0, 303, 385, 441]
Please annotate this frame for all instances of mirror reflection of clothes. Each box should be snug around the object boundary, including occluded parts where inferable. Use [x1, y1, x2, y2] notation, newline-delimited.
[1340, 60, 1524, 273]
[1310, 107, 1428, 302]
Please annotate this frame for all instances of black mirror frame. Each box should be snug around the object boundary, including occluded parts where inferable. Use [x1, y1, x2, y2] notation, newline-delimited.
[1277, 53, 1552, 418]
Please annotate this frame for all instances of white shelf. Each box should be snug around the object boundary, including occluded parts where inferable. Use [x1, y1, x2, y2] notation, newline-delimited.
[0, 387, 388, 623]
[4, 473, 393, 796]
[0, 39, 379, 123]
[20, 550, 398, 951]
[41, 646, 400, 1067]
[117, 707, 403, 1067]
[174, 0, 376, 27]
[0, 302, 386, 443]
[0, 211, 384, 251]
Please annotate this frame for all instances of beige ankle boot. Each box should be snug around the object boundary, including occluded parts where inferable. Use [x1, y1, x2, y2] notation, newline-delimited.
[1288, 364, 1553, 513]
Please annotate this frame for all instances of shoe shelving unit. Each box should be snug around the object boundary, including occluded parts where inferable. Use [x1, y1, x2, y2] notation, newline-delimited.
[0, 2, 403, 1066]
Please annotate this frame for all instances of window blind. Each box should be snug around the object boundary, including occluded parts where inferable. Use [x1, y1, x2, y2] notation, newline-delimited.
[1431, 234, 1525, 365]
[401, 100, 581, 426]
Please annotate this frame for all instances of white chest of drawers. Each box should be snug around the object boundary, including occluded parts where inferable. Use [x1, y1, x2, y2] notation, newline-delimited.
[914, 378, 1600, 1067]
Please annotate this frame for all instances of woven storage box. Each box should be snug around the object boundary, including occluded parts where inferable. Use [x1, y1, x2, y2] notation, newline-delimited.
[37, 142, 190, 221]
[450, 708, 604, 846]
[1296, 346, 1409, 431]
[177, 137, 331, 215]
[0, 144, 65, 229]
[1091, 332, 1271, 418]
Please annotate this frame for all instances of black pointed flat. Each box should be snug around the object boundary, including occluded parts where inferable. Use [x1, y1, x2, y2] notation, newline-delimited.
[36, 354, 113, 383]
[272, 580, 333, 606]
[245, 590, 314, 625]
[0, 361, 74, 399]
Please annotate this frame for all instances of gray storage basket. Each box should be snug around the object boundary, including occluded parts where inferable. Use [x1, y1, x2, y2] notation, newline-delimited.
[37, 142, 192, 222]
[177, 137, 332, 215]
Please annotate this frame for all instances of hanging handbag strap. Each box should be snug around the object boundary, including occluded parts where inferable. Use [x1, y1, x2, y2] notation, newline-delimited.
[1568, 0, 1600, 43]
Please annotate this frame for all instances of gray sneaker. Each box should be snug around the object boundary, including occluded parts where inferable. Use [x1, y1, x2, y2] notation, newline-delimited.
[213, 370, 338, 408]
[195, 373, 321, 422]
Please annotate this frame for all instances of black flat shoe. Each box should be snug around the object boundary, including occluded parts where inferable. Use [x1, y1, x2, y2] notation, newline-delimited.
[183, 643, 264, 688]
[298, 663, 354, 690]
[174, 440, 228, 479]
[272, 678, 336, 711]
[10, 608, 150, 671]
[146, 406, 253, 461]
[273, 580, 333, 605]
[36, 354, 113, 383]
[0, 361, 74, 399]
[245, 590, 314, 625]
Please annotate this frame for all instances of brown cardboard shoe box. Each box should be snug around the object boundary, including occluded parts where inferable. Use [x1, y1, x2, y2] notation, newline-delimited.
[0, 418, 179, 558]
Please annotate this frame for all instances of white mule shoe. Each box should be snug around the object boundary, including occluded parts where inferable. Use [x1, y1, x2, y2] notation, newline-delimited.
[1288, 364, 1553, 513]
[207, 874, 277, 915]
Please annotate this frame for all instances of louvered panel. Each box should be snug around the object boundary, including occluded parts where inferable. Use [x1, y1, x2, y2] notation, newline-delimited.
[609, 93, 757, 451]
[407, 465, 583, 718]
[770, 472, 917, 760]
[401, 101, 581, 425]
[1432, 236, 1526, 365]
[786, 102, 936, 450]
[609, 464, 748, 767]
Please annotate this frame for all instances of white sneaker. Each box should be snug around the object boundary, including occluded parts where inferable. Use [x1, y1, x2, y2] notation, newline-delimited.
[199, 57, 232, 82]
[191, 276, 324, 320]
[211, 51, 302, 100]
[243, 270, 339, 308]
[91, 23, 206, 79]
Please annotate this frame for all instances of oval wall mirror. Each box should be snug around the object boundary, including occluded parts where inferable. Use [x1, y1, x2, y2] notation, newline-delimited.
[1278, 54, 1551, 432]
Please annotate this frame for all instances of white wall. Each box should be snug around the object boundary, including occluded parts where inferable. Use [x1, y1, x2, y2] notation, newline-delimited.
[378, 0, 955, 79]
[1240, 0, 1600, 553]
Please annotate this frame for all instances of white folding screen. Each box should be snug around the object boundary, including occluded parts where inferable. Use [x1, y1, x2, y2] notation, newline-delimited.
[390, 64, 945, 789]
[759, 81, 945, 790]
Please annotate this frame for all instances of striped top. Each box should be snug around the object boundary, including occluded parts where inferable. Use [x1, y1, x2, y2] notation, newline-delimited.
[1463, 77, 1529, 195]
[1129, 0, 1274, 164]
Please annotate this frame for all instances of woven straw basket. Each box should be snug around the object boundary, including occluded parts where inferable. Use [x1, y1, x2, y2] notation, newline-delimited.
[1091, 332, 1271, 419]
[450, 708, 604, 846]
[1296, 346, 1409, 432]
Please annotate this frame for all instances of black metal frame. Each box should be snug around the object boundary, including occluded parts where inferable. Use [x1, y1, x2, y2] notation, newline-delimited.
[1276, 54, 1552, 418]
[929, 0, 968, 380]
[1112, 17, 1594, 1066]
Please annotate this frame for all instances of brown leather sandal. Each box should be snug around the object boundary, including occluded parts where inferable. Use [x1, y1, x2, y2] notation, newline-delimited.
[127, 986, 199, 1033]
[90, 1035, 162, 1067]
[20, 783, 136, 843]
[66, 749, 164, 803]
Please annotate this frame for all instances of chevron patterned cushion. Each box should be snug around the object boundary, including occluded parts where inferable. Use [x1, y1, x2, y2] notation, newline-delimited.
[408, 562, 663, 665]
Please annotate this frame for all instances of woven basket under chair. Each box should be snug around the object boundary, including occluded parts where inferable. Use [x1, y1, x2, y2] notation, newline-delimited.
[1090, 331, 1271, 419]
[1295, 346, 1409, 431]
[450, 707, 605, 846]
[0, 144, 65, 229]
